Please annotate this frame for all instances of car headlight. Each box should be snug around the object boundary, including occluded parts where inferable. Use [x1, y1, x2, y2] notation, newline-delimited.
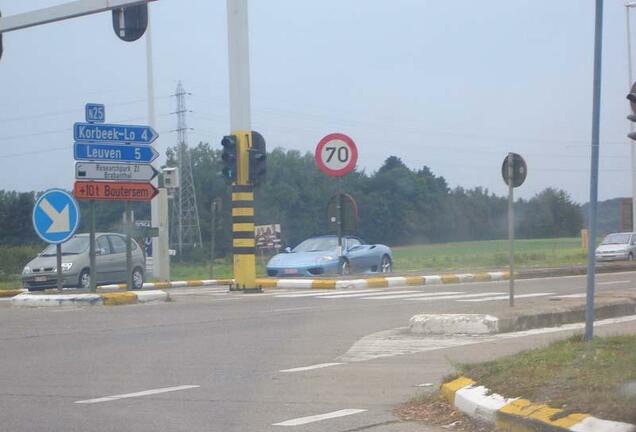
[22, 266, 31, 275]
[61, 263, 73, 272]
[318, 256, 336, 264]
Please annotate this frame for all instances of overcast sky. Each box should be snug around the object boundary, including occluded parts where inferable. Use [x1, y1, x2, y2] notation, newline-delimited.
[0, 0, 632, 203]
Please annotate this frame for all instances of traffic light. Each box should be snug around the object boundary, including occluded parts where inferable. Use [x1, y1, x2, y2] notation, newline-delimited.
[628, 82, 636, 140]
[249, 131, 267, 185]
[221, 135, 238, 182]
[112, 5, 148, 42]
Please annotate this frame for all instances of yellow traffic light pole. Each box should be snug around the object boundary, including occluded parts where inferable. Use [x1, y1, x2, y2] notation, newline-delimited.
[231, 131, 257, 291]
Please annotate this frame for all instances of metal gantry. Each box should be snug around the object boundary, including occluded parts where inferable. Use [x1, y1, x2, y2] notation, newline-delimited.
[171, 81, 203, 257]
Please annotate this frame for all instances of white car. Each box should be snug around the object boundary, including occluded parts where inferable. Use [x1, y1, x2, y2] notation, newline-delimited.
[595, 232, 636, 261]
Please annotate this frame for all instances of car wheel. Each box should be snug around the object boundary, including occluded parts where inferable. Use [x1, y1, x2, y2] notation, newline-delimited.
[629, 253, 634, 261]
[341, 259, 351, 275]
[380, 255, 392, 273]
[79, 269, 91, 290]
[132, 267, 144, 290]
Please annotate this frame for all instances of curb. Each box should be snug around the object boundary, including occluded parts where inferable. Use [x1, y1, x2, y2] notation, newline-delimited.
[441, 376, 636, 432]
[97, 279, 233, 291]
[408, 298, 636, 335]
[257, 271, 509, 290]
[11, 290, 170, 307]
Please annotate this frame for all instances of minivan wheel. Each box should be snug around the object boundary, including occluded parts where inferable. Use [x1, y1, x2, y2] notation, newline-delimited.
[79, 269, 91, 290]
[132, 267, 144, 290]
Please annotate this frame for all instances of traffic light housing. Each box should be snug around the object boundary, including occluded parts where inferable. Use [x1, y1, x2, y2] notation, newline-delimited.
[221, 135, 238, 182]
[249, 131, 267, 185]
[628, 83, 636, 140]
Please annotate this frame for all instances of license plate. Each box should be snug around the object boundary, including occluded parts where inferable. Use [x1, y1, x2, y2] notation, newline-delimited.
[283, 269, 298, 275]
[34, 276, 48, 282]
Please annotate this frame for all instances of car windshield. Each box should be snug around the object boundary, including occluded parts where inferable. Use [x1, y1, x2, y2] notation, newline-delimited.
[293, 237, 338, 252]
[601, 234, 631, 245]
[40, 236, 89, 256]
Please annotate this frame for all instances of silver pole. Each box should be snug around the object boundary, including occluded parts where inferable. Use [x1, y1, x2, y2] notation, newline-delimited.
[585, 0, 604, 342]
[226, 0, 251, 132]
[627, 4, 636, 230]
[508, 153, 515, 307]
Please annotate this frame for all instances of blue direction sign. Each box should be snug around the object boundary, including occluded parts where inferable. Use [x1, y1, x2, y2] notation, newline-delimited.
[74, 142, 159, 163]
[74, 122, 158, 145]
[32, 189, 80, 244]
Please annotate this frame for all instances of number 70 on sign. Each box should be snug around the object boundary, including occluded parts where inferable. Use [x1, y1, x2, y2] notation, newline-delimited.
[315, 133, 359, 177]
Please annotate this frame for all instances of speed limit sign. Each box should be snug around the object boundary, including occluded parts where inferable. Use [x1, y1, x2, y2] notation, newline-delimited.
[315, 133, 358, 177]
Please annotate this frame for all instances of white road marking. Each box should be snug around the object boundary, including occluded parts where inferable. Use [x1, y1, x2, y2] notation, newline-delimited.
[598, 280, 632, 286]
[363, 291, 463, 300]
[338, 315, 636, 363]
[267, 306, 319, 313]
[458, 292, 554, 302]
[406, 292, 503, 302]
[75, 385, 200, 404]
[276, 289, 380, 298]
[279, 362, 343, 373]
[321, 290, 418, 299]
[417, 383, 434, 387]
[552, 293, 587, 299]
[272, 409, 367, 426]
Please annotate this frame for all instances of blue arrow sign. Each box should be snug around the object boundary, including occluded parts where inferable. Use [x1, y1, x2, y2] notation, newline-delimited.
[74, 122, 158, 145]
[32, 189, 80, 244]
[74, 142, 159, 163]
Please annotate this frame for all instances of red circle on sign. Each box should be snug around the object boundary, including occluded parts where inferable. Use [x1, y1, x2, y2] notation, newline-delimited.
[315, 133, 358, 177]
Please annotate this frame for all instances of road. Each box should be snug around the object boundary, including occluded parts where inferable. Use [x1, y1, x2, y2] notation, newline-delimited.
[1, 271, 635, 432]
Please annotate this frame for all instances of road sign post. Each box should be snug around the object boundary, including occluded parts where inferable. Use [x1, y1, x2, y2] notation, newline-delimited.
[501, 152, 527, 307]
[316, 133, 359, 274]
[32, 189, 81, 293]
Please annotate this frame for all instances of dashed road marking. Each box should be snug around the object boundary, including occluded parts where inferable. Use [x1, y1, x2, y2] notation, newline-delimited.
[598, 280, 632, 286]
[272, 409, 367, 426]
[279, 362, 343, 373]
[406, 292, 503, 302]
[74, 385, 200, 404]
[275, 289, 378, 298]
[457, 292, 554, 302]
[320, 290, 419, 299]
[363, 291, 462, 300]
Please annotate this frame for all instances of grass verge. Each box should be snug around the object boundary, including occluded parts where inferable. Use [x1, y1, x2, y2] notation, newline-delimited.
[457, 334, 636, 424]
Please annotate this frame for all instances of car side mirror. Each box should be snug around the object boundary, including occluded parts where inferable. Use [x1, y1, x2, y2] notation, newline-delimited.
[285, 247, 292, 253]
[97, 248, 106, 256]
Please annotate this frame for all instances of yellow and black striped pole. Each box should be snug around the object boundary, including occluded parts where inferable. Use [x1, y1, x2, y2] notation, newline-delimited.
[231, 132, 258, 291]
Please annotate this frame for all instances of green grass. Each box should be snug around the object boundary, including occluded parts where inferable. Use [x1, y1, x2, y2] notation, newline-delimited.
[0, 279, 21, 290]
[392, 237, 586, 272]
[457, 335, 636, 424]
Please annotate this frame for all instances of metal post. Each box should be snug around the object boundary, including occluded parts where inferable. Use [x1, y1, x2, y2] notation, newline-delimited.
[125, 201, 133, 290]
[227, 0, 257, 291]
[146, 3, 168, 281]
[209, 200, 216, 278]
[586, 0, 605, 342]
[508, 153, 515, 307]
[56, 244, 63, 292]
[89, 200, 96, 292]
[627, 4, 636, 230]
[337, 181, 344, 275]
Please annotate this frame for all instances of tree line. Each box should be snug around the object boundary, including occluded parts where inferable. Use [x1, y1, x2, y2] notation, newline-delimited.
[0, 144, 585, 258]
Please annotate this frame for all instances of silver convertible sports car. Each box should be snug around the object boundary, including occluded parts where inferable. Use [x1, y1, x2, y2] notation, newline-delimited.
[266, 235, 392, 277]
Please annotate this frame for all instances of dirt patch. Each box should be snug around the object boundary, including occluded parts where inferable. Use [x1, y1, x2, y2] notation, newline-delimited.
[395, 393, 493, 432]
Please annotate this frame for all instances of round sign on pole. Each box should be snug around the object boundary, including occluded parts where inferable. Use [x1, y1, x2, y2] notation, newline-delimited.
[501, 153, 527, 188]
[315, 133, 358, 177]
[32, 189, 81, 244]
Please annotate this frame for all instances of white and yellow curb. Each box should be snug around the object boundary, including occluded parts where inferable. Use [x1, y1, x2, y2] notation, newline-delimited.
[441, 377, 636, 432]
[11, 290, 170, 307]
[97, 279, 233, 291]
[259, 271, 509, 290]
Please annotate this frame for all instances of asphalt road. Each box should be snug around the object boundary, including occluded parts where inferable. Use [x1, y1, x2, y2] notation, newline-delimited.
[1, 271, 636, 432]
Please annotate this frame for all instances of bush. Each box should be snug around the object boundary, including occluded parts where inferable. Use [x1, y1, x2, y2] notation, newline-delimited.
[0, 245, 40, 281]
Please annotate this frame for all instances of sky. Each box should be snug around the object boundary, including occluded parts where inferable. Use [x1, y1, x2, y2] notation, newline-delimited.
[0, 0, 632, 203]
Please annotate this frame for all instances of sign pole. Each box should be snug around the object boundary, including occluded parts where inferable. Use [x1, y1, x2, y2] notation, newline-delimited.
[56, 244, 63, 292]
[337, 178, 344, 275]
[89, 200, 96, 292]
[507, 152, 515, 307]
[209, 200, 216, 278]
[125, 201, 133, 290]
